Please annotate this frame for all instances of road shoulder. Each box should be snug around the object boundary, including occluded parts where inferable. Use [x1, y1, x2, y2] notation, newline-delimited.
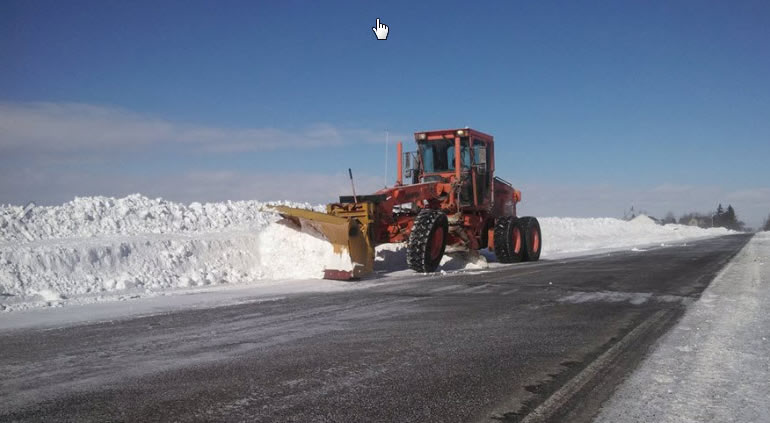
[594, 233, 770, 423]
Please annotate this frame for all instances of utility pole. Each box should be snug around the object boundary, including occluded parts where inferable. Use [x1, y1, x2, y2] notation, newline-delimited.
[384, 130, 389, 188]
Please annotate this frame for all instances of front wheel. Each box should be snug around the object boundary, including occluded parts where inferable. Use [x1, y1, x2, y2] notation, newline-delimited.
[407, 209, 448, 273]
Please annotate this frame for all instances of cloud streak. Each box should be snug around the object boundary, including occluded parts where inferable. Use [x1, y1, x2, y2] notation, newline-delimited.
[0, 102, 403, 154]
[0, 167, 384, 207]
[1, 101, 767, 228]
[3, 163, 767, 228]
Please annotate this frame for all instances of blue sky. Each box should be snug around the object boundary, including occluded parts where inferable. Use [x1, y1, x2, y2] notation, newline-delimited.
[1, 1, 769, 226]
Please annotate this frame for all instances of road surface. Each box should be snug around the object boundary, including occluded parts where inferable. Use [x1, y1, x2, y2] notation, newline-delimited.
[595, 232, 769, 423]
[0, 234, 751, 422]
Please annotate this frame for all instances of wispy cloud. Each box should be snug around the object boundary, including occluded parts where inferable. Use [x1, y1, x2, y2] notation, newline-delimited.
[0, 101, 402, 209]
[1, 102, 767, 228]
[1, 162, 767, 227]
[0, 166, 383, 206]
[0, 102, 403, 154]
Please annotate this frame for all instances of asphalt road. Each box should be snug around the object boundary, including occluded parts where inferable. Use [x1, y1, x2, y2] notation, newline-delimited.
[0, 234, 752, 423]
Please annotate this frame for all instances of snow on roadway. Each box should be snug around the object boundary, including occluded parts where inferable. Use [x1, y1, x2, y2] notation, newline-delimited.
[594, 232, 770, 423]
[0, 194, 734, 311]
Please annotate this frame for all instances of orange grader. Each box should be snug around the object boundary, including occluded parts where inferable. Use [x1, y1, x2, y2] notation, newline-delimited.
[275, 128, 542, 279]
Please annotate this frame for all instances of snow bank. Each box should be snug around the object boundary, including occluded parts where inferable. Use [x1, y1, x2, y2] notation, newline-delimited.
[0, 194, 319, 242]
[0, 195, 350, 310]
[539, 214, 733, 258]
[0, 195, 735, 311]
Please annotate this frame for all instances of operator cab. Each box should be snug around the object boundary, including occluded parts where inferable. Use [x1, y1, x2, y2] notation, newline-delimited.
[407, 128, 494, 208]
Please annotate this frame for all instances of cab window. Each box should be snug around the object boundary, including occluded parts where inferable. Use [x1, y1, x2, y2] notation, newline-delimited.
[420, 138, 470, 173]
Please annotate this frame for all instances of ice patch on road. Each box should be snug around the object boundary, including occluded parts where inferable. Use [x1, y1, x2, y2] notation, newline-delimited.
[559, 291, 653, 305]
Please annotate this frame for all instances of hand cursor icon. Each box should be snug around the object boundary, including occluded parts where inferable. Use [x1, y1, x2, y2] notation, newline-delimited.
[372, 18, 388, 40]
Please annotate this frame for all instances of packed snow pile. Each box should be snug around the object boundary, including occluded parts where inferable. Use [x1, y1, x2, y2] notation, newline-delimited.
[0, 195, 348, 310]
[0, 194, 320, 242]
[538, 214, 733, 258]
[0, 195, 735, 311]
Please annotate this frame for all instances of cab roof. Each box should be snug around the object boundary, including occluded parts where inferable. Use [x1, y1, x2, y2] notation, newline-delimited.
[413, 128, 494, 143]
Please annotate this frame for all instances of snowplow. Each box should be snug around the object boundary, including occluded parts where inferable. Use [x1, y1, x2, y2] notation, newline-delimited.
[276, 128, 541, 280]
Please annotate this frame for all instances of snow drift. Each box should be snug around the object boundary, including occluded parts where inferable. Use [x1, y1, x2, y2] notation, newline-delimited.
[538, 214, 733, 258]
[0, 195, 734, 310]
[0, 195, 352, 310]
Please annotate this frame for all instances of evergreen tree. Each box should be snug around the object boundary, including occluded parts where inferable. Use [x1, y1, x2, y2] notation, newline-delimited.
[715, 205, 745, 231]
[725, 205, 736, 229]
[764, 214, 770, 232]
[715, 203, 725, 227]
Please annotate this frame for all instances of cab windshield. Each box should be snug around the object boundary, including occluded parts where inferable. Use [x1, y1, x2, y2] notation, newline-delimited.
[419, 138, 471, 173]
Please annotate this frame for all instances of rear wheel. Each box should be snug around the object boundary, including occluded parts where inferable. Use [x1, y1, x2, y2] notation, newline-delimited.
[494, 216, 525, 263]
[407, 209, 448, 273]
[518, 216, 542, 261]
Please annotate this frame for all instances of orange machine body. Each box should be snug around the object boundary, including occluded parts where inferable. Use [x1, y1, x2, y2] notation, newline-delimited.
[277, 127, 533, 280]
[329, 128, 520, 252]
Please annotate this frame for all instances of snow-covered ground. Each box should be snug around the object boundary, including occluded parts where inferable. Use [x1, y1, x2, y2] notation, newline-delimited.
[0, 195, 734, 311]
[595, 232, 770, 423]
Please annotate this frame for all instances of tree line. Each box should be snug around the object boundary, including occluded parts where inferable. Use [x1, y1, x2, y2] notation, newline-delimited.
[626, 204, 768, 232]
[673, 204, 745, 231]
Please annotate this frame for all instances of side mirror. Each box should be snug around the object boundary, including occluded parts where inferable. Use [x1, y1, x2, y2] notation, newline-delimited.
[474, 146, 487, 172]
[475, 146, 487, 165]
[403, 152, 417, 178]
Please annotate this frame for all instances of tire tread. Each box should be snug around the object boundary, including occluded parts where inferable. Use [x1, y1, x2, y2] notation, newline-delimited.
[407, 209, 448, 273]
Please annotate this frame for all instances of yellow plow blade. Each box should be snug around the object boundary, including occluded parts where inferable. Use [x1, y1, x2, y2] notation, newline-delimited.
[273, 206, 374, 280]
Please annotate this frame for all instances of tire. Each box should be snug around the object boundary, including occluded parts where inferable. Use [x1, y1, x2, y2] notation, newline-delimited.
[407, 209, 448, 273]
[494, 216, 525, 263]
[518, 216, 542, 261]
